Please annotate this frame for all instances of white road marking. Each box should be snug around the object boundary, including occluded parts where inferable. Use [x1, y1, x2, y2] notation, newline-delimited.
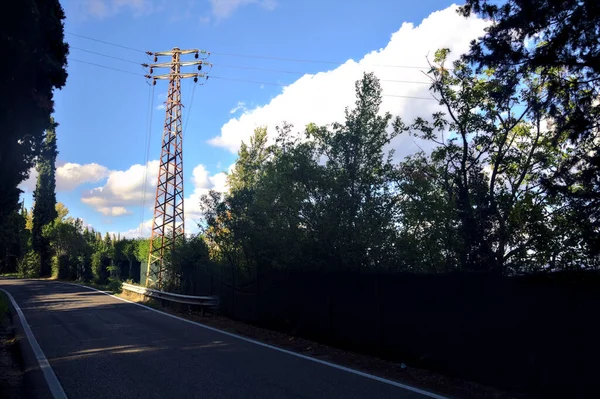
[0, 288, 68, 399]
[61, 281, 448, 399]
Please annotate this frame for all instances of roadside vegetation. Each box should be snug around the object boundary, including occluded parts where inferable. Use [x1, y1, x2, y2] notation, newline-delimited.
[1, 0, 598, 397]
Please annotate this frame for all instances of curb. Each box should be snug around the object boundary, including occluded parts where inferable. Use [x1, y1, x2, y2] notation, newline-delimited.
[0, 288, 62, 399]
[3, 295, 52, 399]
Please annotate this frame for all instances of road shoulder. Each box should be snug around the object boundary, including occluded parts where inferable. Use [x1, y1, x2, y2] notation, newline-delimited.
[114, 286, 524, 399]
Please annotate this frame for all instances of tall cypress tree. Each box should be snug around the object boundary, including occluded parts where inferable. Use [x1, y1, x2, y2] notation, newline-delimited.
[32, 119, 58, 277]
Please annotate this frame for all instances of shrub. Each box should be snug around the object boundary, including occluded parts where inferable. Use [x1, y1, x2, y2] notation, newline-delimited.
[17, 250, 40, 277]
[91, 252, 109, 284]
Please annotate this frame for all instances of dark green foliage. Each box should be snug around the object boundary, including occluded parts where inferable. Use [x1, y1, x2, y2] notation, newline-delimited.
[17, 250, 40, 277]
[0, 0, 68, 227]
[91, 251, 109, 284]
[202, 70, 599, 278]
[51, 255, 72, 280]
[0, 205, 29, 274]
[459, 0, 600, 255]
[32, 121, 59, 277]
[168, 235, 212, 294]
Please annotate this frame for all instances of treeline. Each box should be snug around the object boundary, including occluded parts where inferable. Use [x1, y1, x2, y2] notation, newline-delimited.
[0, 120, 148, 289]
[0, 198, 151, 288]
[199, 57, 599, 280]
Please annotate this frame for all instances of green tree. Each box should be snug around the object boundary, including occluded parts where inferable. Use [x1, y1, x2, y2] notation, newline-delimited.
[227, 127, 270, 192]
[401, 49, 593, 274]
[0, 205, 28, 273]
[202, 73, 406, 275]
[459, 0, 600, 257]
[0, 0, 68, 227]
[32, 120, 59, 277]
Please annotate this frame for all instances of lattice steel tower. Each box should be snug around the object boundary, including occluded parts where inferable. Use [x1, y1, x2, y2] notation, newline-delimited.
[143, 47, 209, 288]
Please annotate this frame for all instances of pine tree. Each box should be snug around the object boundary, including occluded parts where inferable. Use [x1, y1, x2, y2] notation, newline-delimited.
[32, 119, 58, 277]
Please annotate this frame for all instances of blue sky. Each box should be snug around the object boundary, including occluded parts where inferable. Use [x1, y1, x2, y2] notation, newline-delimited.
[19, 0, 487, 237]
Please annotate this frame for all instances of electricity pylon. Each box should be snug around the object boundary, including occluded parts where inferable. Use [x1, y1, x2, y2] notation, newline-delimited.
[143, 47, 209, 289]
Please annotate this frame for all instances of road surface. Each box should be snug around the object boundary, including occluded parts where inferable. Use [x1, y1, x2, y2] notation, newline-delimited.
[0, 278, 443, 399]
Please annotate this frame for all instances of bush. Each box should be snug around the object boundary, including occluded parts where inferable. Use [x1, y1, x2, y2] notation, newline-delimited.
[91, 252, 109, 284]
[51, 255, 78, 280]
[106, 264, 122, 292]
[17, 250, 39, 277]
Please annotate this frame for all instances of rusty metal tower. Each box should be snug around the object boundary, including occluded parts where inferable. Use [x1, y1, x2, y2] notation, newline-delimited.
[143, 47, 209, 289]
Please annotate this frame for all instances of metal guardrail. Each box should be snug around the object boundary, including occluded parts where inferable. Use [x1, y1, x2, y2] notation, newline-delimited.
[121, 283, 219, 311]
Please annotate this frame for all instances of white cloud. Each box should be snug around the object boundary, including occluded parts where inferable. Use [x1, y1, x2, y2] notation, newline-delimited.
[19, 169, 37, 193]
[229, 101, 248, 114]
[81, 160, 159, 215]
[19, 162, 110, 193]
[210, 0, 277, 19]
[81, 160, 230, 228]
[184, 164, 231, 226]
[116, 218, 153, 239]
[56, 162, 110, 191]
[98, 206, 130, 216]
[156, 104, 166, 110]
[208, 5, 488, 161]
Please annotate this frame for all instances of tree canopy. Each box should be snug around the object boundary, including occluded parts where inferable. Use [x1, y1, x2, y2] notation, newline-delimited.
[0, 0, 69, 227]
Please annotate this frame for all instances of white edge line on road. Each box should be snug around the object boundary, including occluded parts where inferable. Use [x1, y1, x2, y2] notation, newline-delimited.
[60, 281, 449, 399]
[0, 288, 68, 399]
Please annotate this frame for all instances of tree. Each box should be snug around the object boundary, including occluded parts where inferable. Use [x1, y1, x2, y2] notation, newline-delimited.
[0, 0, 68, 227]
[202, 73, 406, 275]
[308, 72, 403, 270]
[401, 48, 595, 274]
[0, 205, 28, 273]
[459, 0, 600, 256]
[32, 120, 58, 277]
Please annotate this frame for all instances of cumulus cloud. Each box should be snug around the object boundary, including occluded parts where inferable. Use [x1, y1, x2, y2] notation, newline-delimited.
[116, 218, 154, 239]
[210, 0, 277, 19]
[209, 5, 488, 161]
[19, 162, 110, 193]
[98, 206, 130, 216]
[80, 159, 230, 229]
[81, 160, 159, 215]
[184, 164, 230, 226]
[19, 169, 37, 193]
[57, 162, 110, 191]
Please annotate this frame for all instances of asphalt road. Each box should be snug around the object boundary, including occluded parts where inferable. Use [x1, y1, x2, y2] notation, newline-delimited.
[0, 279, 442, 399]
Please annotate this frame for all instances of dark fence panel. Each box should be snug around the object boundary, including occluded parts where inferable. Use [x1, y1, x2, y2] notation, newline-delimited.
[200, 269, 600, 398]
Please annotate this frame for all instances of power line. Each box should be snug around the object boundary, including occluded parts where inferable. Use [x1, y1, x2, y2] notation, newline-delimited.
[68, 58, 144, 76]
[70, 46, 141, 65]
[213, 63, 431, 85]
[71, 43, 432, 85]
[67, 58, 437, 101]
[208, 75, 437, 101]
[66, 31, 433, 70]
[139, 84, 155, 237]
[210, 51, 429, 70]
[66, 32, 146, 53]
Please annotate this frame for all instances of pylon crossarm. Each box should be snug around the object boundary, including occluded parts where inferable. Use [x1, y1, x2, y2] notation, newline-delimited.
[150, 60, 204, 68]
[154, 49, 200, 56]
[153, 73, 205, 80]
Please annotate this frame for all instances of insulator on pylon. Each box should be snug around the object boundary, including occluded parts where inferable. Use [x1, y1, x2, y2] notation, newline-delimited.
[194, 77, 198, 83]
[198, 65, 202, 71]
[150, 68, 154, 73]
[154, 56, 158, 62]
[195, 52, 199, 59]
[153, 79, 156, 86]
